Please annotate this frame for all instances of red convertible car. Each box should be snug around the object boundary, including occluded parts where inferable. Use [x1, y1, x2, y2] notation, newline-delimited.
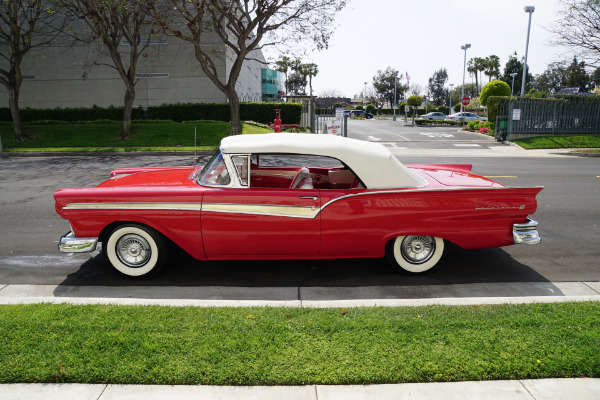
[55, 133, 541, 277]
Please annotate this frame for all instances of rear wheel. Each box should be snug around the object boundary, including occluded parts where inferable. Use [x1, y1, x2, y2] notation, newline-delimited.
[387, 235, 444, 273]
[103, 224, 167, 278]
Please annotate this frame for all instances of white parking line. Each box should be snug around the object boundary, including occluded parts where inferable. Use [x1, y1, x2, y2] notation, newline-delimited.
[419, 132, 455, 138]
[453, 144, 481, 147]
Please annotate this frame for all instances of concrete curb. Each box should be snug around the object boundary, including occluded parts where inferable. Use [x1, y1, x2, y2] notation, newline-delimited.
[1, 379, 599, 400]
[0, 282, 598, 308]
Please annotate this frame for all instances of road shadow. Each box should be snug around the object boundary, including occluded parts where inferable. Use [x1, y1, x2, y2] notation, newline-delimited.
[52, 243, 567, 301]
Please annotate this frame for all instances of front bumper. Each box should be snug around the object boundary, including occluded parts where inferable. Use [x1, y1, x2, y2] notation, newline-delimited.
[59, 231, 98, 253]
[513, 218, 541, 245]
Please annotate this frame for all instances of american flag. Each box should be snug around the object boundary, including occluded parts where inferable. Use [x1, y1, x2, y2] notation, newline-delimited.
[406, 72, 410, 82]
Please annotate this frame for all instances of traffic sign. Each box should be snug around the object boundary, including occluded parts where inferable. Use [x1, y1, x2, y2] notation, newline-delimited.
[461, 97, 470, 106]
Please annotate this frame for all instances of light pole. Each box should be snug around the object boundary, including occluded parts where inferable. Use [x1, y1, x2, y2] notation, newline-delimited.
[461, 43, 471, 118]
[521, 6, 535, 97]
[393, 73, 397, 121]
[363, 82, 367, 109]
[448, 83, 454, 114]
[510, 72, 517, 96]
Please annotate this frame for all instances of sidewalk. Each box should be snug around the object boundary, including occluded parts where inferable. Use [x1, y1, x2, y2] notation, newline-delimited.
[2, 379, 599, 400]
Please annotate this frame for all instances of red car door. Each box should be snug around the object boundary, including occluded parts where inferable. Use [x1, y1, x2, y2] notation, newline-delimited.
[201, 187, 321, 258]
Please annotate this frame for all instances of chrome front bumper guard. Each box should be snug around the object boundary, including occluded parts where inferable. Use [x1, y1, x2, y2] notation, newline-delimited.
[59, 231, 98, 253]
[513, 218, 541, 245]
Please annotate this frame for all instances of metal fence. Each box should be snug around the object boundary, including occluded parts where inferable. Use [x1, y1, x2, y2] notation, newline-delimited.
[315, 115, 347, 136]
[494, 97, 600, 141]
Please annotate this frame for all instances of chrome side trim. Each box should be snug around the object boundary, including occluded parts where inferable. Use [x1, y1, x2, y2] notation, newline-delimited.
[64, 203, 203, 211]
[59, 231, 98, 253]
[320, 186, 544, 211]
[202, 203, 320, 219]
[513, 218, 541, 245]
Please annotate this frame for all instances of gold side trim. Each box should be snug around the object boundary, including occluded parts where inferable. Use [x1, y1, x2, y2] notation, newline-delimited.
[64, 203, 202, 211]
[202, 203, 320, 219]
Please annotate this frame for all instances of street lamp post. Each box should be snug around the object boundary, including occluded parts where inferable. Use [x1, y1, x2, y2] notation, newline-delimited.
[448, 83, 454, 114]
[461, 43, 471, 121]
[363, 82, 367, 109]
[521, 6, 535, 97]
[393, 74, 397, 121]
[510, 72, 517, 96]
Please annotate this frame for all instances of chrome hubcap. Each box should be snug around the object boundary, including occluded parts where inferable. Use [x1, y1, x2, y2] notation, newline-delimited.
[401, 236, 435, 264]
[116, 234, 151, 268]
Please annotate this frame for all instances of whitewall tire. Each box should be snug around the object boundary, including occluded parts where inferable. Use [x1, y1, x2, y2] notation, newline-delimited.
[104, 224, 167, 277]
[387, 235, 444, 273]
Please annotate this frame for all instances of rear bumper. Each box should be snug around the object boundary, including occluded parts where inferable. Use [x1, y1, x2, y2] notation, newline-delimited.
[59, 231, 98, 253]
[513, 218, 541, 245]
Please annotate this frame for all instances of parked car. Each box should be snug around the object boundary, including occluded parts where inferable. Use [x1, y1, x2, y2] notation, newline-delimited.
[55, 134, 541, 278]
[420, 112, 446, 120]
[446, 112, 488, 121]
[350, 110, 374, 119]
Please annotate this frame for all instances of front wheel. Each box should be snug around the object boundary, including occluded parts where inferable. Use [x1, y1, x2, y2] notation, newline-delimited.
[387, 235, 444, 273]
[103, 224, 167, 278]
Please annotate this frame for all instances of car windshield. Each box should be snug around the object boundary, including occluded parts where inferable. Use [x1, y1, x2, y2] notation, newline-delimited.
[197, 151, 231, 186]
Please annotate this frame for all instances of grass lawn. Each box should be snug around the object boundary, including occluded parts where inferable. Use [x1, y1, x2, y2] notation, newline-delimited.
[511, 135, 600, 149]
[1, 302, 598, 385]
[0, 121, 271, 152]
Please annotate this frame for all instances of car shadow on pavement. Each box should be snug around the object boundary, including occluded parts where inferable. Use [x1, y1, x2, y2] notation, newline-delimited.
[52, 243, 566, 301]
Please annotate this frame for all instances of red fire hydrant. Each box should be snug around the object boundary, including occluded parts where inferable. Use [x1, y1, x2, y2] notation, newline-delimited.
[273, 109, 282, 132]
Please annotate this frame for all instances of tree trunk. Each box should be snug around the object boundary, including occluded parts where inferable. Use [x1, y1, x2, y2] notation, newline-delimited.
[122, 85, 135, 140]
[228, 90, 242, 135]
[8, 87, 24, 142]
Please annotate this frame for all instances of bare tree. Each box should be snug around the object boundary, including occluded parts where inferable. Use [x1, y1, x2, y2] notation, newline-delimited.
[0, 0, 66, 143]
[318, 89, 344, 98]
[58, 0, 158, 139]
[550, 0, 600, 66]
[153, 0, 347, 135]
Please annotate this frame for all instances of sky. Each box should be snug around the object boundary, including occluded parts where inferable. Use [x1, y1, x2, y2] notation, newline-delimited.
[267, 0, 573, 99]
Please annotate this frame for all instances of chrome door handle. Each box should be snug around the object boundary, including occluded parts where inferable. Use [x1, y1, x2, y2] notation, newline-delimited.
[299, 196, 318, 201]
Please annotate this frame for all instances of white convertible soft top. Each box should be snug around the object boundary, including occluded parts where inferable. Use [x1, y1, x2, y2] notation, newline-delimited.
[219, 133, 426, 189]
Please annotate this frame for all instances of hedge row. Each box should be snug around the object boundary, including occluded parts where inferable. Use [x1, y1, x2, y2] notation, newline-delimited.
[414, 119, 462, 126]
[0, 102, 302, 125]
[486, 96, 506, 126]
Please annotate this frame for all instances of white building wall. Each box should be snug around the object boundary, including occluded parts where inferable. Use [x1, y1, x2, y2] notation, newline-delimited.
[0, 30, 264, 110]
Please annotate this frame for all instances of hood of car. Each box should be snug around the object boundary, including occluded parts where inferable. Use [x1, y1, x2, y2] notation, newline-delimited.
[97, 166, 198, 188]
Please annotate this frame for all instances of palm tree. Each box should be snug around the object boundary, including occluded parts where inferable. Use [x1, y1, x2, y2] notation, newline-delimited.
[467, 58, 484, 95]
[303, 63, 318, 96]
[484, 55, 501, 82]
[275, 56, 292, 94]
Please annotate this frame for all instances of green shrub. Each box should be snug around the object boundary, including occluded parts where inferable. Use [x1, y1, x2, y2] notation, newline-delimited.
[480, 80, 511, 106]
[354, 105, 364, 110]
[437, 106, 450, 115]
[415, 119, 461, 126]
[0, 102, 303, 125]
[464, 120, 494, 132]
[486, 96, 508, 126]
[366, 104, 377, 114]
[407, 95, 423, 108]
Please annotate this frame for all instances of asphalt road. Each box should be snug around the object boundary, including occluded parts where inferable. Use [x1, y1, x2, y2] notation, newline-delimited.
[0, 120, 598, 288]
